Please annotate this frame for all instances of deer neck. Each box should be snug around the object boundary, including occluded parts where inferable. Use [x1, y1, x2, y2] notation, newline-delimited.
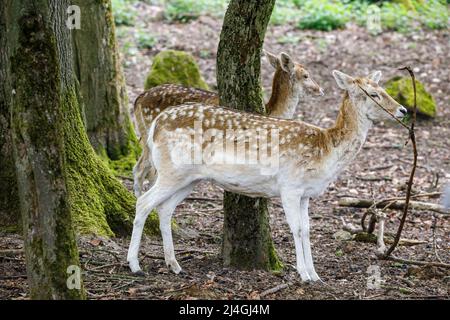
[323, 92, 372, 167]
[266, 70, 299, 119]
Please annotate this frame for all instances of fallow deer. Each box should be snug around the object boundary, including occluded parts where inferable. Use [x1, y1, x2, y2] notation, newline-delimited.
[132, 51, 324, 196]
[127, 70, 407, 281]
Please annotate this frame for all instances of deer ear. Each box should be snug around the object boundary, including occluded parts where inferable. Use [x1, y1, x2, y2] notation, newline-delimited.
[280, 52, 295, 73]
[263, 50, 279, 69]
[368, 71, 382, 84]
[332, 70, 354, 90]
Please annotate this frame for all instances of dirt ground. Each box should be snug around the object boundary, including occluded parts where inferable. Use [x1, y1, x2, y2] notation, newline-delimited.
[1, 4, 449, 300]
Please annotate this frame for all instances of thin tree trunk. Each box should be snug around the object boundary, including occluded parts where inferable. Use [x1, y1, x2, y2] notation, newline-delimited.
[7, 0, 85, 299]
[72, 0, 139, 162]
[217, 0, 282, 270]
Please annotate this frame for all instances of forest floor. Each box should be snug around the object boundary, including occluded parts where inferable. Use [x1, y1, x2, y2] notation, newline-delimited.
[1, 4, 449, 300]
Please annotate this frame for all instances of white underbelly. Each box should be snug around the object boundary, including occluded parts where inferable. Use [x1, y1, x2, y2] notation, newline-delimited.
[200, 165, 280, 198]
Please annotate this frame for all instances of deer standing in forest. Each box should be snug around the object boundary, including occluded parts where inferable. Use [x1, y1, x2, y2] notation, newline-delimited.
[127, 70, 407, 281]
[132, 51, 323, 196]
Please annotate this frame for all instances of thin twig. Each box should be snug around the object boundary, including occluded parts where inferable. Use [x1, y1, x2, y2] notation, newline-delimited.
[357, 67, 419, 259]
[260, 283, 289, 297]
[383, 66, 418, 258]
[386, 255, 450, 269]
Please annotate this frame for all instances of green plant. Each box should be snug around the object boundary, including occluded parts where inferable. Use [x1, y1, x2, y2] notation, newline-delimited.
[348, 0, 449, 32]
[297, 0, 350, 31]
[136, 31, 157, 49]
[111, 0, 138, 26]
[415, 0, 449, 29]
[164, 0, 227, 23]
[271, 3, 302, 25]
[277, 34, 302, 44]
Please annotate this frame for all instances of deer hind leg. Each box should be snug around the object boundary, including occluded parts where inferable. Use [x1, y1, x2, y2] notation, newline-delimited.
[133, 145, 152, 197]
[299, 197, 320, 282]
[127, 178, 181, 274]
[281, 190, 311, 282]
[156, 183, 196, 274]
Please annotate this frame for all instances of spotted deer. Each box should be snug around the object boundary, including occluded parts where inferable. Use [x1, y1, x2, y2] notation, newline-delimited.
[132, 50, 324, 196]
[127, 69, 407, 281]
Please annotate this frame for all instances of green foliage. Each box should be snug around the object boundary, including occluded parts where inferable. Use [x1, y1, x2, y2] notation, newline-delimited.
[145, 50, 209, 90]
[164, 0, 227, 23]
[112, 0, 448, 31]
[111, 0, 138, 26]
[297, 0, 350, 31]
[385, 76, 437, 118]
[270, 1, 302, 25]
[136, 31, 158, 49]
[415, 0, 449, 29]
[347, 0, 449, 32]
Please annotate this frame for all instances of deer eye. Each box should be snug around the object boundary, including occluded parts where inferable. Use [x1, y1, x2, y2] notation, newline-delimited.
[370, 93, 379, 99]
[303, 74, 309, 79]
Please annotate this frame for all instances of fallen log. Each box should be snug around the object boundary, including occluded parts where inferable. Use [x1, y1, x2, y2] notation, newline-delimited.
[338, 198, 448, 215]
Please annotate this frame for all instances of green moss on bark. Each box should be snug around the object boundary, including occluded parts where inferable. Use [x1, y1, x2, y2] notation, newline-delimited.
[145, 50, 209, 90]
[10, 3, 85, 299]
[385, 76, 436, 118]
[72, 0, 139, 172]
[107, 118, 142, 177]
[63, 88, 136, 236]
[0, 2, 20, 232]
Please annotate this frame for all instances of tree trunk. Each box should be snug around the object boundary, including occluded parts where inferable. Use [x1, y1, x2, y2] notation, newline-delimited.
[217, 0, 282, 271]
[1, 1, 136, 238]
[72, 0, 139, 167]
[5, 0, 85, 299]
[0, 3, 20, 232]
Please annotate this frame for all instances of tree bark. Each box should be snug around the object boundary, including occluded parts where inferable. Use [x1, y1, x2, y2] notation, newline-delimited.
[1, 1, 136, 237]
[72, 0, 139, 163]
[217, 0, 281, 270]
[5, 0, 85, 299]
[0, 2, 20, 231]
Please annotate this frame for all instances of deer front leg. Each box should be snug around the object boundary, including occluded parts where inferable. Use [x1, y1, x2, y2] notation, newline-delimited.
[281, 190, 311, 282]
[299, 197, 321, 282]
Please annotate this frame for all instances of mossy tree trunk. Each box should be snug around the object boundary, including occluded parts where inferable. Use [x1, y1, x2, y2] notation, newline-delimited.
[72, 0, 139, 167]
[0, 3, 20, 232]
[2, 0, 137, 257]
[5, 0, 86, 299]
[217, 0, 282, 271]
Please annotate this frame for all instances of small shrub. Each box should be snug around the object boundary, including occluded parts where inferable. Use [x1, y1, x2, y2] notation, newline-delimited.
[164, 0, 227, 23]
[271, 3, 302, 25]
[111, 0, 137, 26]
[416, 0, 449, 29]
[297, 0, 349, 31]
[136, 31, 157, 49]
[349, 0, 449, 32]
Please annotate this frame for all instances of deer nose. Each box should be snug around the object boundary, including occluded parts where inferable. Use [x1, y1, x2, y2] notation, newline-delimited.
[399, 106, 407, 115]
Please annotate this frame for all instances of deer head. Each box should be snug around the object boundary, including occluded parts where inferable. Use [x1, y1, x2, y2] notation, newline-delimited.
[265, 50, 324, 98]
[332, 70, 407, 122]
